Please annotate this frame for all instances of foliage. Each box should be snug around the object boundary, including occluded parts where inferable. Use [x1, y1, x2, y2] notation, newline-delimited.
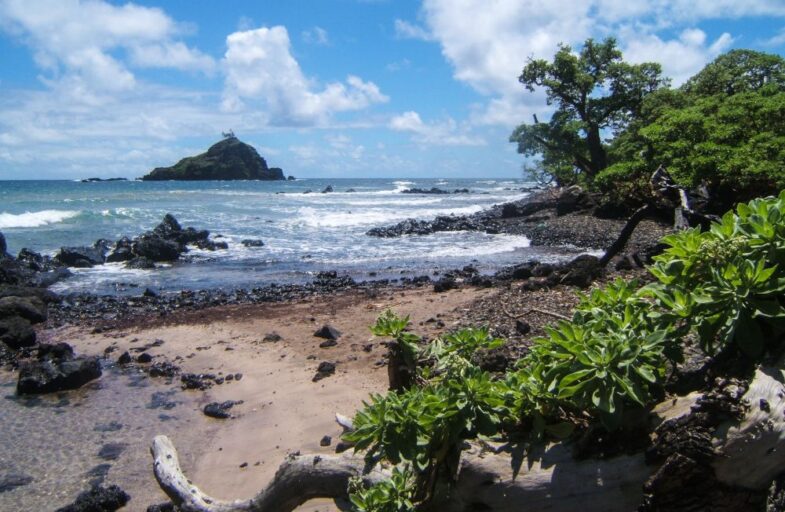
[647, 191, 785, 356]
[600, 49, 785, 202]
[349, 467, 417, 512]
[348, 193, 785, 510]
[510, 37, 667, 186]
[520, 279, 671, 430]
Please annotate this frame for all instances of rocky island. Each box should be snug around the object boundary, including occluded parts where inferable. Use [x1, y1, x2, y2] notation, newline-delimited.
[141, 136, 285, 181]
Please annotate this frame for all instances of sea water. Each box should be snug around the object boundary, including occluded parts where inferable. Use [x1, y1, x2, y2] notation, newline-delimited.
[0, 178, 575, 295]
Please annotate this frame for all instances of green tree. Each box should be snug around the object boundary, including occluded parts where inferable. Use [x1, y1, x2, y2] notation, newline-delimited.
[510, 38, 667, 186]
[600, 49, 785, 206]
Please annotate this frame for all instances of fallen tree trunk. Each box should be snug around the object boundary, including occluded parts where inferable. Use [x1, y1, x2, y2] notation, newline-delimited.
[151, 367, 785, 511]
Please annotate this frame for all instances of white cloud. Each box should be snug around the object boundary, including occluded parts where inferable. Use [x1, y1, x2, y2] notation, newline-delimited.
[0, 0, 215, 94]
[390, 111, 485, 146]
[302, 26, 329, 45]
[394, 19, 433, 41]
[222, 26, 388, 125]
[417, 0, 763, 127]
[128, 42, 216, 74]
[623, 28, 733, 85]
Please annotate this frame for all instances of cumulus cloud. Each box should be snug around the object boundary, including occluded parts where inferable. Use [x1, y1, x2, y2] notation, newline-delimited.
[623, 28, 733, 84]
[417, 0, 782, 127]
[222, 26, 388, 125]
[390, 111, 485, 146]
[0, 0, 215, 94]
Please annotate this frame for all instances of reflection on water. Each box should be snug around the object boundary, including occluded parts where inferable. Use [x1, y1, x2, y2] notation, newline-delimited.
[0, 366, 214, 511]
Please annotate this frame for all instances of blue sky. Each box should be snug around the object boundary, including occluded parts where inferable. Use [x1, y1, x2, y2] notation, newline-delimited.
[1, 0, 784, 180]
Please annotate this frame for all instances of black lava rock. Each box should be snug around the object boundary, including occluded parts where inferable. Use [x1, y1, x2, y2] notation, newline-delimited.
[0, 316, 36, 349]
[241, 239, 265, 247]
[203, 400, 242, 419]
[313, 324, 341, 341]
[54, 484, 130, 512]
[17, 343, 102, 394]
[313, 361, 336, 382]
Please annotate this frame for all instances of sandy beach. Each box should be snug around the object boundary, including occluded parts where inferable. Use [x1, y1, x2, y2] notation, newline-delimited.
[36, 285, 494, 510]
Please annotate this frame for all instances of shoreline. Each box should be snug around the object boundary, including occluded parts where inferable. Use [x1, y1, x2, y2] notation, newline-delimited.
[0, 188, 673, 510]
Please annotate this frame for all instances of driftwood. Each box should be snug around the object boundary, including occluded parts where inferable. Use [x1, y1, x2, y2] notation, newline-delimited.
[599, 166, 718, 267]
[151, 366, 785, 511]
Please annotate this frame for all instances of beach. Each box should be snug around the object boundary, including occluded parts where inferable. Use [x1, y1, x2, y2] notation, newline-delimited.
[0, 186, 669, 511]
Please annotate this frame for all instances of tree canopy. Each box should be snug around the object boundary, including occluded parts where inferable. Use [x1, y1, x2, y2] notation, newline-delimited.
[510, 38, 667, 186]
[599, 49, 785, 207]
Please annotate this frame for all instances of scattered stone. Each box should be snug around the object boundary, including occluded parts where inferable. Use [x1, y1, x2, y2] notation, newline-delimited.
[313, 324, 341, 341]
[433, 278, 457, 293]
[180, 373, 214, 390]
[319, 339, 337, 348]
[239, 462, 248, 468]
[136, 352, 153, 363]
[54, 484, 130, 512]
[320, 435, 332, 447]
[117, 352, 132, 365]
[203, 400, 243, 419]
[515, 320, 531, 336]
[85, 464, 111, 486]
[262, 332, 282, 342]
[234, 372, 243, 381]
[313, 361, 336, 382]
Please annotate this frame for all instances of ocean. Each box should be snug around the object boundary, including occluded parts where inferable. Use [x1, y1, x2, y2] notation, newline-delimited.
[0, 178, 574, 295]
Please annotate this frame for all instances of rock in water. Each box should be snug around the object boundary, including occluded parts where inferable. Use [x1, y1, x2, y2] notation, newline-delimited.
[17, 343, 102, 394]
[141, 137, 285, 181]
[0, 231, 7, 256]
[0, 473, 34, 493]
[54, 484, 130, 512]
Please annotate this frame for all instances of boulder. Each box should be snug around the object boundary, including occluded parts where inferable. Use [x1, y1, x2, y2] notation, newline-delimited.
[0, 231, 6, 256]
[153, 214, 182, 239]
[54, 484, 130, 512]
[132, 236, 181, 262]
[313, 325, 341, 341]
[55, 246, 106, 267]
[0, 316, 36, 349]
[321, 185, 334, 193]
[434, 278, 457, 293]
[17, 343, 102, 394]
[106, 237, 134, 263]
[560, 254, 603, 288]
[126, 257, 156, 269]
[0, 295, 47, 323]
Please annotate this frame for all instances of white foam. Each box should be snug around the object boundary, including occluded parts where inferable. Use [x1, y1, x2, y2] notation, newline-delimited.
[0, 209, 80, 228]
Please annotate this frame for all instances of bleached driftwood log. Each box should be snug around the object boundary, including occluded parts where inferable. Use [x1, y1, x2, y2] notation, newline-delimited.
[151, 367, 785, 511]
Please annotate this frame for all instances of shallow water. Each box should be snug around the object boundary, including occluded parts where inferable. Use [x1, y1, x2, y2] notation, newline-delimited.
[0, 365, 213, 511]
[0, 178, 556, 295]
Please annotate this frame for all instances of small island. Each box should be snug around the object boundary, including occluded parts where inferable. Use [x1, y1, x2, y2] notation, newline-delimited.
[141, 136, 285, 181]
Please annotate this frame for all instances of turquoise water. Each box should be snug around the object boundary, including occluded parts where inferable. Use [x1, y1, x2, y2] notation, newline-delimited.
[0, 178, 569, 295]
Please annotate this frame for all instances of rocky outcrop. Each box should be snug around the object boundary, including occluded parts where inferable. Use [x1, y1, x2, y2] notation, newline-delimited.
[401, 187, 470, 194]
[17, 343, 102, 394]
[142, 137, 285, 181]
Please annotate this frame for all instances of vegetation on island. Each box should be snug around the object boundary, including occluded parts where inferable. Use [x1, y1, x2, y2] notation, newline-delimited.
[344, 40, 785, 511]
[141, 136, 285, 181]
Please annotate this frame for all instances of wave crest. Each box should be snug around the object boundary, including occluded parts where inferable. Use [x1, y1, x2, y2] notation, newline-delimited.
[0, 209, 80, 229]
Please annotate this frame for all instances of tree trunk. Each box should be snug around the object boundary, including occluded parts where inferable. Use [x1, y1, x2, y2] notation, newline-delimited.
[151, 367, 785, 511]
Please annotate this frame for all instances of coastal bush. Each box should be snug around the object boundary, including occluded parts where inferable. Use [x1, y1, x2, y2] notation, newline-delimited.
[346, 192, 785, 510]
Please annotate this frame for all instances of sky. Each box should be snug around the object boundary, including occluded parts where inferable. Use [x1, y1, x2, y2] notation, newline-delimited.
[1, 0, 784, 180]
